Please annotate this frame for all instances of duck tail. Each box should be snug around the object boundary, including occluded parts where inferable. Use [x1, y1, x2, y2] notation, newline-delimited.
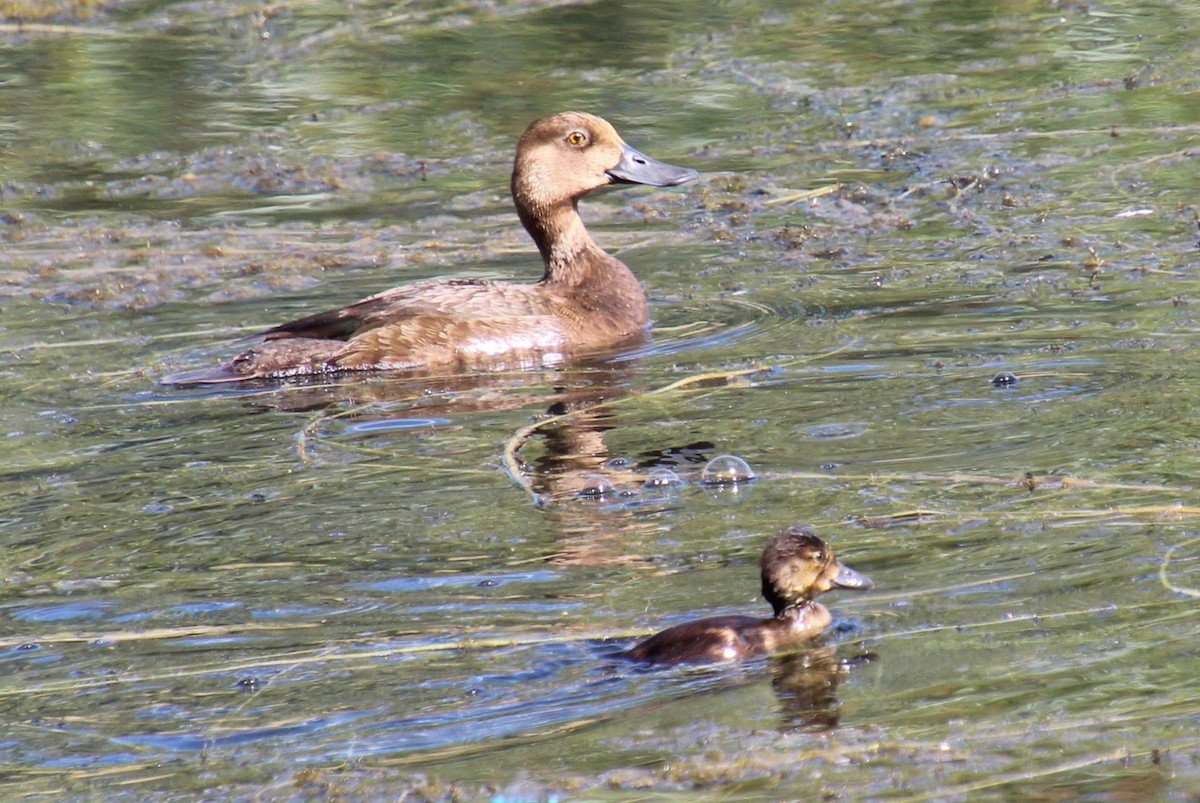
[162, 338, 346, 385]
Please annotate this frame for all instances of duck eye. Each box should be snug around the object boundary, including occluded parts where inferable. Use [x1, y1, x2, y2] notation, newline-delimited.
[565, 130, 588, 147]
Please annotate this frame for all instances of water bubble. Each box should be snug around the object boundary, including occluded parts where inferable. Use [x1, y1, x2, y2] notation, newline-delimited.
[701, 455, 756, 485]
[642, 467, 683, 490]
[576, 474, 615, 500]
[703, 481, 754, 505]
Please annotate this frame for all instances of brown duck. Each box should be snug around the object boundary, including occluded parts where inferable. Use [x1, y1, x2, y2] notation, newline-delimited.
[625, 528, 873, 665]
[168, 112, 697, 384]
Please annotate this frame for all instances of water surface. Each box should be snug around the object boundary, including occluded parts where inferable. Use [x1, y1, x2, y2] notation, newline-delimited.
[2, 0, 1200, 798]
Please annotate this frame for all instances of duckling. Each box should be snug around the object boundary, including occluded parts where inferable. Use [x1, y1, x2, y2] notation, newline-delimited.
[168, 112, 697, 384]
[625, 527, 872, 665]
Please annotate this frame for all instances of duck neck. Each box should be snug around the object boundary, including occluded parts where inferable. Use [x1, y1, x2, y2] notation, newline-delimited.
[519, 199, 633, 276]
[776, 601, 831, 634]
[744, 602, 831, 655]
[513, 196, 648, 331]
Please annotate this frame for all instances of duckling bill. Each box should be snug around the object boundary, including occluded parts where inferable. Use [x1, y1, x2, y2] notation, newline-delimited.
[167, 112, 698, 384]
[625, 528, 872, 665]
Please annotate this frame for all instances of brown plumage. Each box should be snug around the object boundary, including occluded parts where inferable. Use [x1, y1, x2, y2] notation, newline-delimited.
[624, 528, 873, 665]
[167, 112, 698, 384]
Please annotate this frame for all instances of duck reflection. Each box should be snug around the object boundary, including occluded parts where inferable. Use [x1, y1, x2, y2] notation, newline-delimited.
[508, 381, 716, 567]
[205, 360, 724, 565]
[203, 359, 625, 418]
[528, 398, 712, 502]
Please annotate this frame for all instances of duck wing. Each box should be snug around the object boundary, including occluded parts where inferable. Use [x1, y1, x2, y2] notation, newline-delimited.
[330, 310, 568, 371]
[262, 278, 542, 342]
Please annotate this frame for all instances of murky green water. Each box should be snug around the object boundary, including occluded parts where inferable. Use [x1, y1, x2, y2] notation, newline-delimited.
[3, 0, 1200, 798]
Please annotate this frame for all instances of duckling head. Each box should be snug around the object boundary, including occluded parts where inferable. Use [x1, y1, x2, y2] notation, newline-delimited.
[760, 527, 873, 616]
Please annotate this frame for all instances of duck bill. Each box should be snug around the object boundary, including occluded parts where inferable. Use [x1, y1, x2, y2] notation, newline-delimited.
[607, 142, 698, 187]
[832, 562, 873, 590]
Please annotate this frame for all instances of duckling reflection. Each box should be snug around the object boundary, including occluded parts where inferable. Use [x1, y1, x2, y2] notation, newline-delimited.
[625, 528, 872, 664]
[770, 645, 877, 731]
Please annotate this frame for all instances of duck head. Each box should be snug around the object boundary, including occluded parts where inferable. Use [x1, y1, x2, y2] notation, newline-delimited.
[760, 527, 873, 616]
[512, 111, 697, 200]
[510, 112, 697, 262]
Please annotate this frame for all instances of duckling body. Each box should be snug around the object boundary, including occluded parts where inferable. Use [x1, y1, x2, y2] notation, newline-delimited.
[625, 528, 872, 665]
[169, 112, 697, 384]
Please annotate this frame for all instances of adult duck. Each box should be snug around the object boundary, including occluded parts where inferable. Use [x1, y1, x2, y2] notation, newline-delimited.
[168, 112, 697, 383]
